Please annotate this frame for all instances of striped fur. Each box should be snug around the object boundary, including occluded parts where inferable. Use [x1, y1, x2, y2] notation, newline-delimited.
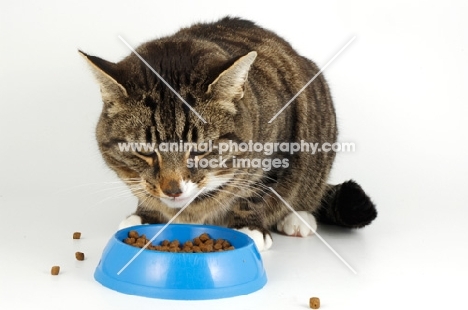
[81, 17, 376, 244]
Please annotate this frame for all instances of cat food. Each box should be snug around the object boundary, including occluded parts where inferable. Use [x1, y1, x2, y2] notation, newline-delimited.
[124, 231, 235, 253]
[72, 232, 81, 239]
[51, 266, 60, 275]
[309, 297, 320, 309]
[75, 252, 85, 261]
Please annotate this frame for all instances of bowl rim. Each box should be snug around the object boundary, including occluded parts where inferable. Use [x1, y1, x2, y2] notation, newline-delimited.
[115, 223, 255, 254]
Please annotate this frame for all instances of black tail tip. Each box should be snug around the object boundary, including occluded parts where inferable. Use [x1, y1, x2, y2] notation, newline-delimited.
[335, 180, 377, 228]
[315, 180, 378, 228]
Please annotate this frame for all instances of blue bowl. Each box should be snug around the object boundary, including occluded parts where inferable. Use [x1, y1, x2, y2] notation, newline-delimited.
[94, 224, 267, 300]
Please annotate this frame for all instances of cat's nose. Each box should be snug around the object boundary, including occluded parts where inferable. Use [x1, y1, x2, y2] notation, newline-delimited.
[161, 180, 183, 197]
[163, 189, 183, 198]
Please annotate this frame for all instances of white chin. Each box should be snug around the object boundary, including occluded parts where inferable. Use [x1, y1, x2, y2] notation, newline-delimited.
[160, 195, 197, 209]
[159, 181, 199, 208]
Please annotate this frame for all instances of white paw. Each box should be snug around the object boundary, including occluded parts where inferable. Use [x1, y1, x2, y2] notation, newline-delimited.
[118, 215, 143, 230]
[235, 227, 273, 251]
[276, 211, 317, 237]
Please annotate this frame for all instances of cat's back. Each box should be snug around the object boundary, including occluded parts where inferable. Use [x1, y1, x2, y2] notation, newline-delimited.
[170, 17, 321, 104]
[132, 17, 304, 92]
[129, 17, 333, 144]
[134, 16, 315, 86]
[174, 17, 298, 58]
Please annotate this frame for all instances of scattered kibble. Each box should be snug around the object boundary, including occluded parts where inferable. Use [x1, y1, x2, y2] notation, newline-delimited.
[51, 232, 85, 276]
[309, 297, 320, 309]
[75, 252, 85, 261]
[124, 231, 235, 253]
[51, 266, 60, 275]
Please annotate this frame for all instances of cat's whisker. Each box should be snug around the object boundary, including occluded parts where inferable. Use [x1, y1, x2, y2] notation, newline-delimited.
[222, 182, 268, 197]
[210, 187, 255, 202]
[214, 179, 277, 206]
[136, 193, 153, 208]
[200, 192, 226, 210]
[209, 180, 269, 196]
[57, 185, 136, 204]
[233, 171, 276, 181]
[211, 177, 274, 195]
[88, 184, 139, 195]
[84, 186, 143, 200]
[55, 179, 138, 194]
[120, 179, 142, 183]
[204, 184, 274, 211]
[231, 171, 278, 183]
[85, 189, 138, 211]
[80, 182, 144, 210]
[206, 178, 271, 200]
[214, 176, 269, 186]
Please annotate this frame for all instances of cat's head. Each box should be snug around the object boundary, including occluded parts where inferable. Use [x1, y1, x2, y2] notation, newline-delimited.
[80, 41, 257, 208]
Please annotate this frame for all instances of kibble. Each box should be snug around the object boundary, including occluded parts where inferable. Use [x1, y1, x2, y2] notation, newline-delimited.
[51, 266, 60, 275]
[128, 230, 139, 239]
[309, 297, 320, 309]
[124, 230, 234, 253]
[170, 240, 180, 247]
[75, 252, 85, 261]
[199, 233, 210, 242]
[72, 232, 81, 239]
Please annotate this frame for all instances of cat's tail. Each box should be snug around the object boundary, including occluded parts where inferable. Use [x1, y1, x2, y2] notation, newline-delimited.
[313, 180, 377, 228]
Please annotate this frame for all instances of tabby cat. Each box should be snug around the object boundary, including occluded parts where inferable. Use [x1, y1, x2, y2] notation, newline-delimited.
[80, 17, 376, 251]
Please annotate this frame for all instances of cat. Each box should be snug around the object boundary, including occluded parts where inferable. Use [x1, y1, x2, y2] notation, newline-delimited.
[80, 17, 377, 251]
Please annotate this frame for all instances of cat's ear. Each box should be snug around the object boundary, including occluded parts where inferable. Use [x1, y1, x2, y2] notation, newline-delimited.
[207, 51, 257, 112]
[79, 50, 128, 101]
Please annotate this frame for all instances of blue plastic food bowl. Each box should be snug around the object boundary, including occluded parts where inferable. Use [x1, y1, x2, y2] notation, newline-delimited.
[94, 224, 267, 300]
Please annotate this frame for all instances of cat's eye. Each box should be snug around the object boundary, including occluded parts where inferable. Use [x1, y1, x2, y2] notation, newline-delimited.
[136, 151, 155, 157]
[189, 150, 207, 157]
[134, 150, 157, 166]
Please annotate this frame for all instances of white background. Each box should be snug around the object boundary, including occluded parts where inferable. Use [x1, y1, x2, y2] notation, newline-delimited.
[1, 0, 467, 309]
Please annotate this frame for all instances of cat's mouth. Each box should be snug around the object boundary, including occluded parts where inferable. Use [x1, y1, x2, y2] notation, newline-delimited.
[148, 175, 232, 209]
[157, 183, 225, 209]
[160, 194, 195, 208]
[164, 196, 191, 202]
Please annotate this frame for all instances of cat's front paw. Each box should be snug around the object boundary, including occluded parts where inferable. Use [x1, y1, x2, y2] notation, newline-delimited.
[235, 227, 273, 251]
[276, 211, 317, 237]
[118, 214, 143, 229]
